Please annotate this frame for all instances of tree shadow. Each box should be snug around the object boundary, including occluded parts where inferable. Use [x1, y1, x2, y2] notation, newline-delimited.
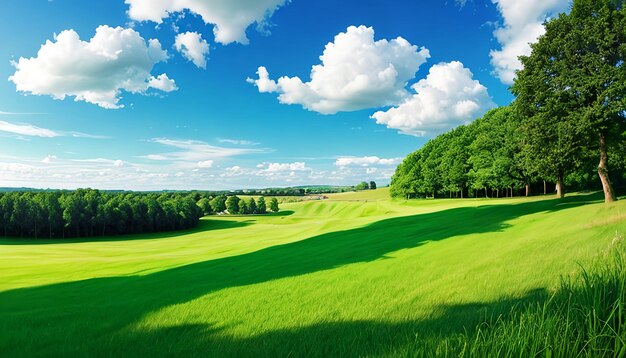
[0, 194, 600, 355]
[106, 289, 549, 357]
[0, 219, 251, 246]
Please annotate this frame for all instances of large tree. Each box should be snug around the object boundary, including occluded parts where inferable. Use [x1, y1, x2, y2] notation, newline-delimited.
[514, 0, 626, 202]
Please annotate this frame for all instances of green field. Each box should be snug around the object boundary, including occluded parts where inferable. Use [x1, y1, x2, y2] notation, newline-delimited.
[1, 188, 625, 356]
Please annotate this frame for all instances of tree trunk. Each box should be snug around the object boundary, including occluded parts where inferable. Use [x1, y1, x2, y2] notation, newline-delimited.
[543, 180, 547, 195]
[525, 183, 530, 197]
[556, 170, 565, 198]
[484, 188, 488, 198]
[461, 188, 464, 199]
[598, 132, 617, 203]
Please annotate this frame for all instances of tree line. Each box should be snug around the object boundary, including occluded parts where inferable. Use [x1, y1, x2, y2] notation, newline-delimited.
[196, 195, 279, 215]
[392, 0, 626, 202]
[0, 190, 280, 239]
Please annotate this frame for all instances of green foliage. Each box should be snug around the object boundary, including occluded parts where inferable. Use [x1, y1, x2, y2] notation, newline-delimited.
[0, 190, 203, 238]
[391, 106, 529, 199]
[513, 0, 626, 201]
[257, 197, 267, 214]
[209, 195, 227, 213]
[269, 197, 279, 213]
[440, 238, 626, 357]
[355, 181, 369, 191]
[225, 196, 240, 215]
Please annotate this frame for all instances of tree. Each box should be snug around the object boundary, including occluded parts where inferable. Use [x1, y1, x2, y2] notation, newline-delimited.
[225, 196, 240, 214]
[257, 197, 267, 214]
[239, 198, 250, 215]
[369, 181, 377, 190]
[355, 182, 369, 191]
[248, 198, 258, 214]
[269, 198, 279, 213]
[513, 0, 626, 202]
[196, 197, 212, 215]
[210, 195, 227, 213]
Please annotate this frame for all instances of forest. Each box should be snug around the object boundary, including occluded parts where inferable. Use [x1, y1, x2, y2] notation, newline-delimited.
[0, 190, 279, 239]
[391, 1, 626, 201]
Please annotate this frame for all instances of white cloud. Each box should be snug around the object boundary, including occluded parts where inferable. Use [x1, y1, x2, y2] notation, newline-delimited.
[197, 160, 214, 168]
[0, 120, 59, 137]
[140, 138, 268, 172]
[148, 73, 178, 92]
[248, 25, 430, 114]
[263, 162, 308, 172]
[41, 155, 57, 163]
[113, 160, 125, 167]
[371, 61, 495, 136]
[490, 0, 570, 84]
[174, 31, 210, 68]
[125, 0, 288, 45]
[217, 138, 259, 146]
[335, 156, 402, 167]
[248, 66, 278, 93]
[9, 25, 175, 109]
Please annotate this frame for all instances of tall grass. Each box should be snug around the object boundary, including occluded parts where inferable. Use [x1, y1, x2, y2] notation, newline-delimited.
[445, 233, 626, 357]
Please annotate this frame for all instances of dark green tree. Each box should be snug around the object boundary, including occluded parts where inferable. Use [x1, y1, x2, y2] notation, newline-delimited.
[269, 198, 279, 213]
[257, 197, 267, 214]
[225, 196, 240, 214]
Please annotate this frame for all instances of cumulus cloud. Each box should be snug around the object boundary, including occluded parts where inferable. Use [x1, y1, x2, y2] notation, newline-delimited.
[125, 0, 288, 45]
[9, 25, 175, 109]
[490, 0, 570, 84]
[248, 25, 430, 114]
[335, 156, 402, 167]
[197, 160, 214, 168]
[371, 61, 495, 136]
[174, 31, 210, 68]
[148, 73, 178, 92]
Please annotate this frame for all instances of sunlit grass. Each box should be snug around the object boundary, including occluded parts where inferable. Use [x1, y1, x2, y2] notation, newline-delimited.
[1, 189, 625, 356]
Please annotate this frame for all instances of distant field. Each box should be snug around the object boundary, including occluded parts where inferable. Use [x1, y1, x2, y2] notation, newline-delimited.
[1, 188, 625, 356]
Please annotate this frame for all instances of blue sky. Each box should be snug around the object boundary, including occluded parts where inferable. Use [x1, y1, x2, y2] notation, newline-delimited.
[0, 0, 569, 190]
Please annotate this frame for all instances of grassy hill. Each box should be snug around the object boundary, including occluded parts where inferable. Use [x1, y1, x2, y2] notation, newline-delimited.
[1, 189, 625, 356]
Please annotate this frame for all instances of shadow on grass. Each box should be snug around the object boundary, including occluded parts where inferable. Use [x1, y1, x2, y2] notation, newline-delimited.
[0, 211, 296, 245]
[109, 289, 550, 357]
[0, 193, 602, 355]
[0, 218, 252, 246]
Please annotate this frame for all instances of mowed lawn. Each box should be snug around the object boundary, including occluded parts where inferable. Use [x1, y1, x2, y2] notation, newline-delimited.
[1, 188, 625, 356]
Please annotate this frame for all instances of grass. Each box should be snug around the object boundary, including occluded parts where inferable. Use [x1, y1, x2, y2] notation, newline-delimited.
[1, 188, 625, 356]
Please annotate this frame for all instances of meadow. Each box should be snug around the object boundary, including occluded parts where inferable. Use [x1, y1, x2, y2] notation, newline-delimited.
[1, 188, 625, 356]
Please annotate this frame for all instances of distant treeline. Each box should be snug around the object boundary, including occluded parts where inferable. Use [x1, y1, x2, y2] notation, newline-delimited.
[0, 190, 279, 239]
[226, 186, 354, 196]
[391, 106, 626, 199]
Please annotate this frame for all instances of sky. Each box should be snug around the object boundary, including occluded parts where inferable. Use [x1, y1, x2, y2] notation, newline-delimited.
[0, 0, 570, 190]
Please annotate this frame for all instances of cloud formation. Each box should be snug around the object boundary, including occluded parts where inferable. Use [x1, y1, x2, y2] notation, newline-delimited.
[334, 156, 402, 167]
[141, 138, 268, 169]
[0, 120, 60, 138]
[371, 61, 495, 136]
[9, 25, 176, 109]
[248, 25, 430, 114]
[175, 31, 210, 68]
[490, 0, 570, 84]
[125, 0, 288, 44]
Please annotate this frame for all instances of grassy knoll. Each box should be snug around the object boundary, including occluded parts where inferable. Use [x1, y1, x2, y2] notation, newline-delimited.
[1, 189, 625, 356]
